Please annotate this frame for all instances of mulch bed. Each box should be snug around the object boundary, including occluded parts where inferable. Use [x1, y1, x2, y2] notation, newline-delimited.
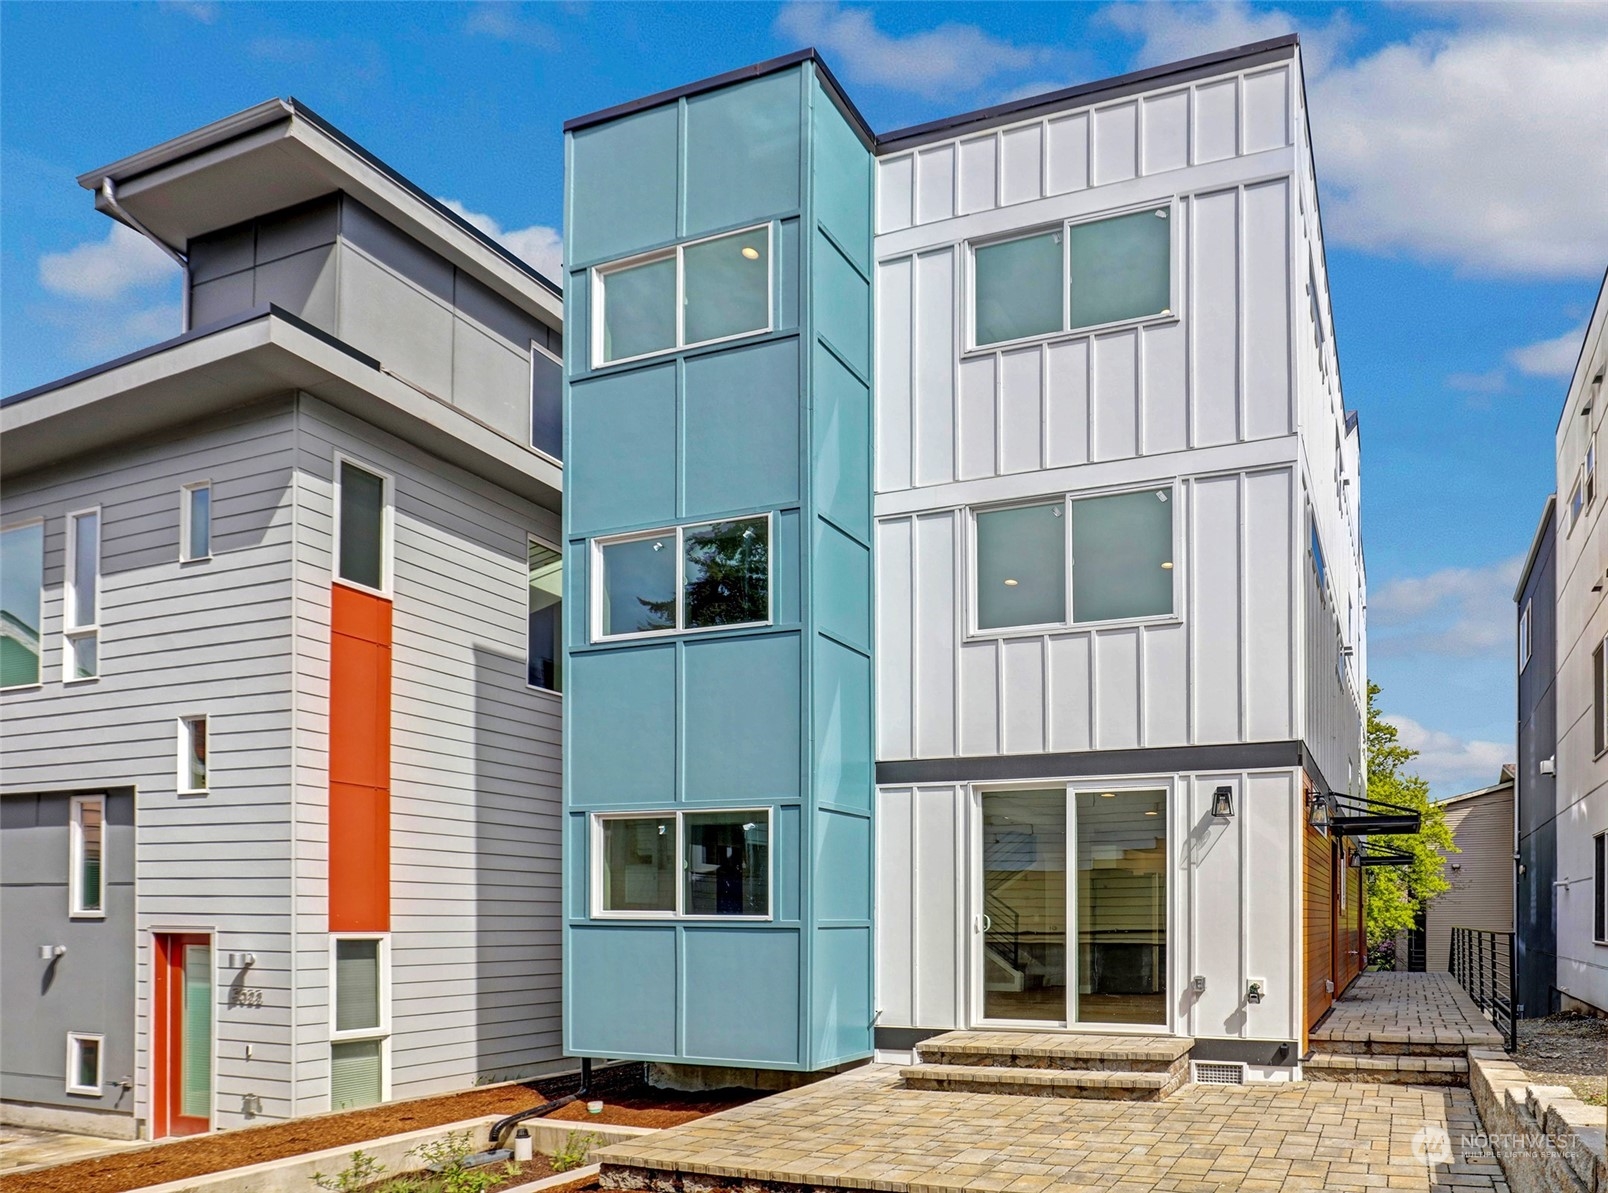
[1, 1065, 759, 1193]
[1512, 1012, 1608, 1107]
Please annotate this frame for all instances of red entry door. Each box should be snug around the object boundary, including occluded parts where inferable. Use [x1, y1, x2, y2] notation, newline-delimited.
[153, 934, 212, 1137]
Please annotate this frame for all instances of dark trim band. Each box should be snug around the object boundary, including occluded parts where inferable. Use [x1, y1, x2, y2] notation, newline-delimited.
[1190, 1037, 1297, 1067]
[876, 740, 1314, 786]
[873, 1027, 945, 1051]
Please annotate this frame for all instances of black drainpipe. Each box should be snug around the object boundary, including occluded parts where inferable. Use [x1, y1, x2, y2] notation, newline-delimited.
[488, 1058, 593, 1148]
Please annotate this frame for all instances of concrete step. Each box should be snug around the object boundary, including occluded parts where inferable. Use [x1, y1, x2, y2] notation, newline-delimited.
[1304, 1052, 1469, 1086]
[900, 1063, 1179, 1100]
[915, 1031, 1193, 1073]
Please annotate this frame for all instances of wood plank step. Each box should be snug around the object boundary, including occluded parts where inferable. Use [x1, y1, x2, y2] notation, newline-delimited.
[900, 1064, 1175, 1100]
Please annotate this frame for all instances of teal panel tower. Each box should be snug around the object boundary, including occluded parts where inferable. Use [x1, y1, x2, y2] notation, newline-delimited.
[561, 53, 875, 1072]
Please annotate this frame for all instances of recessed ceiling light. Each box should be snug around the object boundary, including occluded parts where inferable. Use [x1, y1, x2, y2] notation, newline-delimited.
[1161, 562, 1174, 570]
[1144, 809, 1159, 816]
[741, 246, 760, 260]
[1100, 792, 1115, 798]
[1004, 578, 1019, 587]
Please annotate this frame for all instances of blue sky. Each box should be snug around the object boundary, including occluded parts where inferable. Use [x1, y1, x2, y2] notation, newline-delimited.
[4, 1, 1605, 796]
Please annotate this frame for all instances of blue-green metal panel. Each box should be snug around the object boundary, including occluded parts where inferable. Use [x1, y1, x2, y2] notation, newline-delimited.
[684, 70, 803, 239]
[814, 810, 871, 921]
[568, 926, 679, 1057]
[774, 509, 803, 626]
[812, 524, 870, 650]
[813, 639, 873, 814]
[812, 346, 871, 542]
[777, 804, 803, 922]
[811, 84, 872, 273]
[778, 219, 802, 331]
[568, 644, 676, 805]
[812, 231, 870, 379]
[681, 929, 801, 1065]
[568, 363, 677, 534]
[811, 926, 873, 1065]
[681, 633, 802, 802]
[568, 106, 679, 266]
[682, 339, 800, 519]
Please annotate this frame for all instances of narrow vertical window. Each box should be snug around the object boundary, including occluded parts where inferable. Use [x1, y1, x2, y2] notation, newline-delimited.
[331, 937, 387, 1109]
[179, 716, 208, 793]
[64, 509, 100, 681]
[65, 1033, 103, 1096]
[0, 521, 44, 688]
[336, 459, 389, 593]
[1519, 601, 1532, 672]
[69, 795, 105, 917]
[181, 482, 212, 562]
[527, 541, 562, 692]
[1595, 641, 1606, 758]
[1595, 832, 1606, 943]
[530, 342, 563, 461]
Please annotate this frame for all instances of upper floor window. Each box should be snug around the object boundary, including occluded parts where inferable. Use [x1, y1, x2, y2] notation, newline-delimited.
[530, 341, 563, 462]
[1, 520, 44, 689]
[528, 540, 562, 692]
[69, 795, 105, 917]
[64, 509, 100, 682]
[593, 515, 770, 641]
[1570, 475, 1585, 531]
[1310, 521, 1328, 596]
[1518, 600, 1532, 672]
[973, 487, 1174, 632]
[179, 715, 208, 794]
[593, 809, 770, 920]
[335, 457, 391, 594]
[592, 224, 771, 367]
[971, 205, 1173, 350]
[1594, 637, 1607, 758]
[180, 482, 212, 562]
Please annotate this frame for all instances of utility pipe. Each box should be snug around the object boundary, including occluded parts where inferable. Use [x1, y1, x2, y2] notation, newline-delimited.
[487, 1057, 593, 1149]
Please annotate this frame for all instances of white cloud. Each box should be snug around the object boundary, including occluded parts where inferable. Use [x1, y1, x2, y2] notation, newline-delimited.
[1383, 715, 1510, 794]
[463, 3, 559, 50]
[774, 2, 1058, 101]
[1370, 556, 1522, 659]
[38, 223, 178, 302]
[1106, 1, 1608, 279]
[39, 301, 184, 362]
[1509, 323, 1588, 379]
[162, 0, 218, 22]
[439, 199, 563, 284]
[1445, 369, 1507, 396]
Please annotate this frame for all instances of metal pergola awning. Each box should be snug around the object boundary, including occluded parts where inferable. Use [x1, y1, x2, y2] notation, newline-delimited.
[1324, 792, 1422, 836]
[1356, 843, 1416, 867]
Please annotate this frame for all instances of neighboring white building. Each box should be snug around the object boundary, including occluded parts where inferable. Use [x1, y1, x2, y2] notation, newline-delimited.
[1550, 270, 1608, 1017]
[0, 101, 567, 1138]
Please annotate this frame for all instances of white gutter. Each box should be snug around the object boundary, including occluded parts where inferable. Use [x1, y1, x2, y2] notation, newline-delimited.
[98, 176, 191, 331]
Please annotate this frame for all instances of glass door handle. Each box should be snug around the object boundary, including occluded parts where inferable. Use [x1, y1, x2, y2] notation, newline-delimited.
[979, 913, 992, 934]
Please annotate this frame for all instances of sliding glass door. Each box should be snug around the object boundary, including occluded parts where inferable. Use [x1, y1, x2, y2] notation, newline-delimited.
[981, 790, 1067, 1021]
[1074, 789, 1167, 1026]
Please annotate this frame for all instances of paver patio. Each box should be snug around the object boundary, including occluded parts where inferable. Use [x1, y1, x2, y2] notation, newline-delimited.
[1310, 973, 1506, 1053]
[597, 1063, 1509, 1192]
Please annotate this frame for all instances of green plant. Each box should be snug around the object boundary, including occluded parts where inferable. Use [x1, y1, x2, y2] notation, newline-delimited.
[312, 1149, 386, 1192]
[410, 1131, 502, 1193]
[551, 1131, 601, 1173]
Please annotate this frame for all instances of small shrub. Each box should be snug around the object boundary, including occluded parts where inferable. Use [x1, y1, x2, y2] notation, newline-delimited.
[312, 1150, 386, 1192]
[551, 1131, 601, 1173]
[410, 1131, 502, 1193]
[1366, 937, 1398, 972]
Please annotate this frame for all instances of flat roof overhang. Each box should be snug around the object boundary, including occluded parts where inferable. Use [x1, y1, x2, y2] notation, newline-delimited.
[77, 99, 562, 327]
[1325, 792, 1423, 837]
[2, 306, 561, 512]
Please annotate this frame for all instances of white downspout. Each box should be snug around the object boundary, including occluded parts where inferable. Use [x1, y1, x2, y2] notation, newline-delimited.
[98, 176, 191, 331]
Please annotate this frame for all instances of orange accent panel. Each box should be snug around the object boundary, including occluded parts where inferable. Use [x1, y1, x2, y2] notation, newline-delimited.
[329, 585, 392, 932]
[152, 935, 172, 1140]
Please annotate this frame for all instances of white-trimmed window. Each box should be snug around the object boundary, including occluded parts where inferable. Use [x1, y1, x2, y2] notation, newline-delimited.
[527, 538, 562, 692]
[592, 223, 772, 367]
[178, 716, 208, 794]
[69, 795, 105, 918]
[1, 519, 45, 689]
[1571, 475, 1585, 530]
[330, 935, 388, 1110]
[1594, 831, 1606, 944]
[180, 482, 212, 562]
[592, 810, 771, 920]
[1588, 442, 1598, 509]
[592, 514, 771, 641]
[971, 486, 1176, 633]
[65, 1032, 103, 1096]
[1519, 600, 1532, 673]
[334, 456, 392, 595]
[1595, 639, 1607, 758]
[969, 203, 1175, 351]
[64, 508, 101, 682]
[530, 340, 563, 461]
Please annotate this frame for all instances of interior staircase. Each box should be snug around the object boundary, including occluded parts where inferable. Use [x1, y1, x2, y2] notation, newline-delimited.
[900, 1031, 1194, 1100]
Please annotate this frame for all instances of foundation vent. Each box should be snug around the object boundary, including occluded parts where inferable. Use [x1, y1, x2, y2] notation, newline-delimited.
[1192, 1061, 1246, 1085]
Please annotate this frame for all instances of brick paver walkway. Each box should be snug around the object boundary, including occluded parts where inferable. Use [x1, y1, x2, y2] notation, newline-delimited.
[599, 1063, 1509, 1192]
[1311, 973, 1506, 1051]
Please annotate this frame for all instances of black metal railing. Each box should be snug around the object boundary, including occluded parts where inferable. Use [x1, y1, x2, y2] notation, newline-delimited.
[1449, 927, 1517, 1051]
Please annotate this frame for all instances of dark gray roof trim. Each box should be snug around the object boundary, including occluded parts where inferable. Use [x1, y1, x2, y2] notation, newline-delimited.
[2, 305, 377, 409]
[563, 48, 877, 151]
[1515, 493, 1558, 602]
[876, 738, 1316, 786]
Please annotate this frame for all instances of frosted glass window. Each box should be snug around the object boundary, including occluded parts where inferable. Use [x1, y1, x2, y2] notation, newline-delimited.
[682, 230, 769, 346]
[975, 503, 1066, 630]
[527, 542, 562, 691]
[1070, 488, 1173, 622]
[337, 461, 386, 591]
[334, 939, 381, 1033]
[684, 812, 768, 917]
[1067, 207, 1171, 330]
[331, 1039, 382, 1109]
[600, 536, 676, 636]
[974, 231, 1063, 347]
[601, 256, 676, 363]
[1, 522, 44, 688]
[182, 483, 211, 561]
[601, 817, 675, 913]
[181, 944, 211, 1119]
[683, 517, 768, 630]
[71, 797, 104, 915]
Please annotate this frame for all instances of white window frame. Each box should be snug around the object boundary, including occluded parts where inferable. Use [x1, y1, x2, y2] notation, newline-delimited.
[64, 1032, 104, 1097]
[966, 482, 1181, 640]
[589, 808, 774, 922]
[1595, 830, 1606, 945]
[332, 453, 394, 597]
[328, 933, 392, 1105]
[964, 199, 1180, 355]
[529, 338, 563, 464]
[177, 715, 209, 795]
[63, 506, 101, 683]
[526, 535, 562, 696]
[180, 481, 212, 563]
[590, 222, 774, 369]
[1, 517, 46, 691]
[68, 794, 107, 920]
[590, 512, 774, 644]
[1570, 474, 1585, 531]
[1519, 600, 1532, 673]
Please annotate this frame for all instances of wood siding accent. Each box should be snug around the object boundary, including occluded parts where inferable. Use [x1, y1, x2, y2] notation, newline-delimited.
[1336, 840, 1363, 993]
[328, 584, 392, 932]
[1303, 821, 1334, 1031]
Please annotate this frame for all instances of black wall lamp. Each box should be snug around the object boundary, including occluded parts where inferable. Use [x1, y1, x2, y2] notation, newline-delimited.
[1210, 785, 1234, 818]
[1308, 791, 1332, 830]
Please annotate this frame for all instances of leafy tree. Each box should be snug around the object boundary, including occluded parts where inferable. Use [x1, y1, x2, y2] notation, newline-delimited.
[1363, 682, 1456, 948]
